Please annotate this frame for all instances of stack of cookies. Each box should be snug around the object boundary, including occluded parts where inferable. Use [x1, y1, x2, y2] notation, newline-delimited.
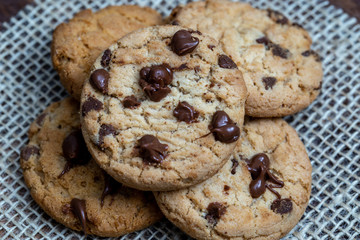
[20, 0, 322, 239]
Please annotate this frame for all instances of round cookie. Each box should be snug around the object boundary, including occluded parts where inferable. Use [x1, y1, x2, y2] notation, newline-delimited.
[51, 5, 163, 101]
[80, 25, 247, 191]
[20, 98, 163, 237]
[168, 0, 323, 117]
[155, 118, 312, 240]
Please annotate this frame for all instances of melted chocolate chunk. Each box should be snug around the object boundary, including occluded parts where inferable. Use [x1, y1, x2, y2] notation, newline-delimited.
[98, 124, 117, 146]
[271, 44, 290, 59]
[205, 202, 227, 225]
[123, 95, 141, 109]
[82, 97, 103, 116]
[262, 77, 277, 90]
[101, 172, 122, 207]
[101, 49, 111, 68]
[173, 101, 199, 123]
[271, 198, 293, 214]
[247, 153, 284, 199]
[208, 45, 215, 50]
[70, 198, 87, 233]
[36, 113, 47, 126]
[139, 64, 173, 102]
[138, 135, 168, 164]
[171, 30, 199, 56]
[90, 69, 109, 94]
[301, 50, 322, 62]
[267, 9, 289, 25]
[218, 55, 237, 69]
[59, 130, 91, 178]
[209, 111, 240, 143]
[21, 146, 40, 161]
[230, 158, 239, 175]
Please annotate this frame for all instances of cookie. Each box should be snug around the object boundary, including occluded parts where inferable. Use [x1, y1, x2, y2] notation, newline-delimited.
[20, 98, 163, 237]
[51, 5, 163, 101]
[168, 0, 323, 117]
[80, 25, 247, 191]
[155, 118, 312, 240]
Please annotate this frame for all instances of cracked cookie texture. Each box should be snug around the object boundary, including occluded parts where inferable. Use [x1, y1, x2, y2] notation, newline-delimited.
[168, 0, 323, 117]
[155, 118, 312, 240]
[80, 25, 247, 191]
[51, 5, 163, 100]
[20, 98, 163, 237]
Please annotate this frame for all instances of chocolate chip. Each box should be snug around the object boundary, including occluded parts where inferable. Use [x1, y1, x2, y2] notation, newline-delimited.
[173, 101, 199, 123]
[59, 130, 91, 178]
[62, 130, 90, 165]
[98, 124, 117, 146]
[123, 95, 141, 109]
[218, 55, 237, 69]
[82, 97, 103, 116]
[36, 113, 47, 126]
[171, 30, 199, 56]
[101, 49, 111, 68]
[70, 198, 87, 233]
[138, 135, 168, 164]
[208, 45, 215, 50]
[20, 146, 40, 161]
[205, 202, 226, 225]
[209, 111, 240, 143]
[101, 172, 122, 207]
[90, 69, 109, 94]
[301, 50, 322, 62]
[139, 64, 173, 102]
[267, 9, 289, 25]
[171, 20, 180, 26]
[271, 44, 290, 59]
[230, 158, 239, 175]
[271, 198, 293, 214]
[262, 77, 277, 90]
[247, 153, 284, 199]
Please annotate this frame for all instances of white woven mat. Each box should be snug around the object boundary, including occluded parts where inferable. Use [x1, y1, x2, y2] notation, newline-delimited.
[0, 0, 359, 239]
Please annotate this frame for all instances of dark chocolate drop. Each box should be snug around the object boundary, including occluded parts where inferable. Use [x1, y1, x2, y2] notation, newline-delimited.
[138, 135, 168, 164]
[271, 198, 293, 214]
[90, 69, 109, 94]
[70, 198, 87, 233]
[262, 77, 277, 90]
[173, 101, 199, 123]
[171, 30, 199, 56]
[218, 55, 237, 69]
[209, 111, 240, 143]
[98, 124, 117, 146]
[101, 172, 122, 206]
[123, 95, 141, 109]
[205, 202, 227, 225]
[82, 97, 103, 116]
[101, 49, 111, 68]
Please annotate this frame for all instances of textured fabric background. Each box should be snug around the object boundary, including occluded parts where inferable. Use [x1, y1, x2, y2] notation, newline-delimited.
[0, 0, 359, 239]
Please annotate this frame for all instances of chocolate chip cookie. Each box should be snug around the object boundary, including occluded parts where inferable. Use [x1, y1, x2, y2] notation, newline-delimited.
[169, 0, 323, 117]
[51, 5, 163, 100]
[155, 118, 312, 240]
[80, 25, 247, 191]
[20, 98, 163, 237]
